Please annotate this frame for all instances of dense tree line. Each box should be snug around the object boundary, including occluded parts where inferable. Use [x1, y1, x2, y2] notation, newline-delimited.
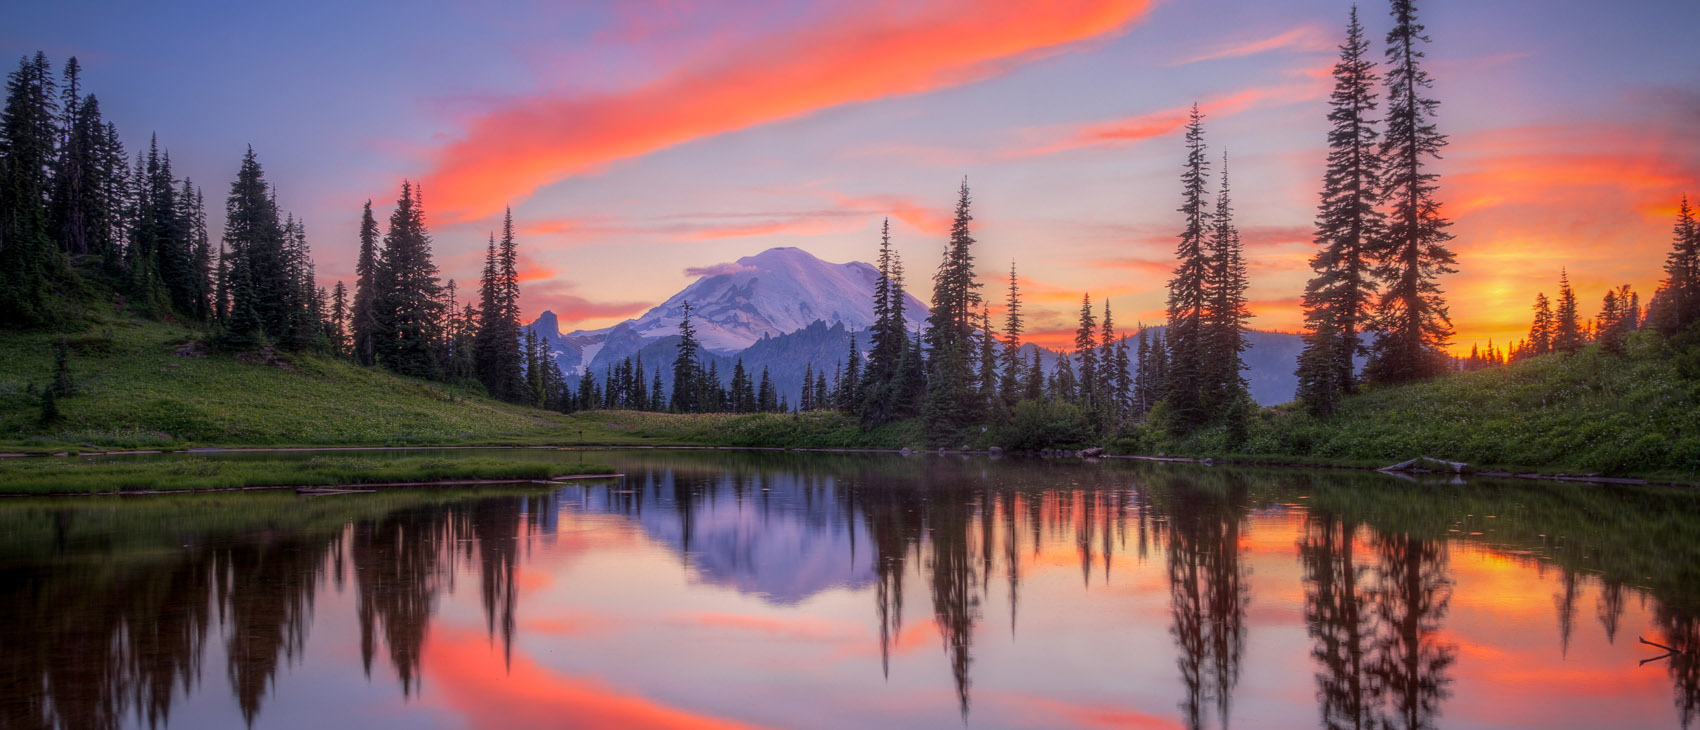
[0, 53, 570, 410]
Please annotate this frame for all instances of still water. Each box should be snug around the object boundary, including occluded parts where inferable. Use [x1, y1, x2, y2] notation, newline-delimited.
[2, 449, 1697, 729]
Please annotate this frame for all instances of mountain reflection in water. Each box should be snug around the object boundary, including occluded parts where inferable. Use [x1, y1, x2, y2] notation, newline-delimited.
[0, 450, 1696, 730]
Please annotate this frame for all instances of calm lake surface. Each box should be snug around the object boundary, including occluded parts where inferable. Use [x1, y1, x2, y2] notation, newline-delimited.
[2, 449, 1698, 729]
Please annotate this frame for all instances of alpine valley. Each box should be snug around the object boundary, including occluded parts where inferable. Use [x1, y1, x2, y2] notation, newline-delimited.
[528, 246, 1313, 406]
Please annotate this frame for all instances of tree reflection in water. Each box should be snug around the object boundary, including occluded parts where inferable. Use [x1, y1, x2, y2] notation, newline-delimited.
[2, 453, 1699, 730]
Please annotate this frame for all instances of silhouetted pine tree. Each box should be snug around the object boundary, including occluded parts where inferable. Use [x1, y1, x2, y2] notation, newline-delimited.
[1595, 284, 1638, 354]
[1365, 0, 1457, 383]
[373, 181, 442, 378]
[351, 200, 380, 364]
[1102, 303, 1131, 425]
[975, 306, 1000, 418]
[1204, 151, 1250, 414]
[1074, 294, 1099, 414]
[892, 329, 927, 419]
[1133, 326, 1153, 416]
[330, 281, 348, 356]
[800, 362, 816, 411]
[1165, 105, 1212, 431]
[1298, 7, 1384, 414]
[839, 330, 862, 412]
[757, 367, 778, 413]
[1526, 292, 1554, 356]
[221, 148, 286, 348]
[1656, 196, 1699, 336]
[861, 218, 905, 425]
[671, 301, 702, 412]
[999, 261, 1024, 405]
[475, 210, 524, 401]
[1024, 347, 1044, 402]
[0, 52, 72, 327]
[923, 179, 983, 442]
[1553, 270, 1583, 353]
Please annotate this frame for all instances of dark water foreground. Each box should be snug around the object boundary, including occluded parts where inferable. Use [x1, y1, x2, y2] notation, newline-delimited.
[2, 450, 1698, 730]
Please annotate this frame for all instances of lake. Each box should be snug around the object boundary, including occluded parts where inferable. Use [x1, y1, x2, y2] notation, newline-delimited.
[1, 449, 1696, 729]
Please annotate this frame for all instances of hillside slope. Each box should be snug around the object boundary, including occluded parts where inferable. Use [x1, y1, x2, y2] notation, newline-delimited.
[1145, 344, 1700, 479]
[0, 315, 567, 448]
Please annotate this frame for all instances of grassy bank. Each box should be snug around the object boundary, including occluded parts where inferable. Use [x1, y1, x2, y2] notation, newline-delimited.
[0, 454, 615, 495]
[0, 314, 580, 449]
[561, 410, 922, 449]
[1127, 345, 1700, 481]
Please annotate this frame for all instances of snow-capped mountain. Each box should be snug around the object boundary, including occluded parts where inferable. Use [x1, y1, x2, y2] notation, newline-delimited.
[531, 247, 928, 375]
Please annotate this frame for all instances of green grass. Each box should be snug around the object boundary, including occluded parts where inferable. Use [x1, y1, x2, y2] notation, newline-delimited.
[0, 314, 581, 449]
[563, 410, 923, 449]
[1130, 340, 1700, 481]
[0, 454, 615, 494]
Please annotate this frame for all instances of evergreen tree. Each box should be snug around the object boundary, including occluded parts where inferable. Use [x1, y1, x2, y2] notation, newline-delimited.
[1297, 6, 1384, 414]
[1596, 284, 1638, 354]
[1553, 270, 1583, 354]
[1024, 347, 1044, 402]
[1365, 0, 1457, 383]
[1133, 326, 1153, 416]
[1657, 195, 1700, 336]
[922, 179, 983, 442]
[730, 359, 753, 413]
[671, 301, 702, 412]
[975, 306, 999, 416]
[649, 372, 665, 412]
[1102, 304, 1132, 425]
[757, 367, 778, 413]
[373, 181, 443, 378]
[861, 218, 906, 425]
[1204, 151, 1250, 414]
[1526, 292, 1554, 356]
[0, 52, 72, 328]
[474, 210, 524, 401]
[839, 330, 862, 412]
[351, 200, 380, 365]
[800, 362, 816, 412]
[330, 280, 348, 356]
[1164, 105, 1213, 431]
[891, 329, 927, 419]
[221, 148, 286, 347]
[999, 261, 1024, 405]
[1073, 294, 1099, 413]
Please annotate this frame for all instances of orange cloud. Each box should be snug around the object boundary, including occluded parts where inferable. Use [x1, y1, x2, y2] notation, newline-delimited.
[829, 192, 955, 236]
[424, 627, 775, 730]
[424, 0, 1155, 222]
[1012, 83, 1323, 158]
[1168, 23, 1334, 67]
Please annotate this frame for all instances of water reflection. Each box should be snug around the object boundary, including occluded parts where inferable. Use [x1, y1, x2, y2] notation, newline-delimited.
[0, 451, 1698, 729]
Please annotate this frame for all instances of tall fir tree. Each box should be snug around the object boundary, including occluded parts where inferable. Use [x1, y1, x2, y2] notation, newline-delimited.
[999, 261, 1024, 406]
[1657, 195, 1699, 336]
[475, 210, 524, 401]
[350, 200, 381, 365]
[1365, 0, 1457, 383]
[330, 280, 349, 356]
[1297, 6, 1384, 414]
[922, 179, 982, 442]
[0, 52, 72, 327]
[1553, 270, 1583, 354]
[861, 219, 906, 426]
[221, 148, 286, 347]
[757, 367, 778, 413]
[1164, 104, 1213, 431]
[671, 301, 702, 412]
[1526, 292, 1554, 356]
[1204, 151, 1250, 413]
[373, 181, 443, 378]
[1074, 294, 1099, 413]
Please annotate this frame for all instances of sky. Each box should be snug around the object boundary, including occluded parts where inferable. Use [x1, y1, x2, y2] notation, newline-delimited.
[7, 0, 1699, 351]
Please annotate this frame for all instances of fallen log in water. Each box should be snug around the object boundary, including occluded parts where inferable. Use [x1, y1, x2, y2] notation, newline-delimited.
[1378, 456, 1467, 474]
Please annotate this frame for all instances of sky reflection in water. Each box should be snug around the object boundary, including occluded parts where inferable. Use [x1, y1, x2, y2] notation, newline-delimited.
[1, 450, 1696, 729]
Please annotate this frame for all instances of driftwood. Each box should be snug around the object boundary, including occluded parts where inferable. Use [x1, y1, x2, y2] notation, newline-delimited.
[1378, 456, 1467, 474]
[1640, 636, 1684, 666]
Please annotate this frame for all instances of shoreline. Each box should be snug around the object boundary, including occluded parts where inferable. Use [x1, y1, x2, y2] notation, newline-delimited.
[3, 441, 1694, 490]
